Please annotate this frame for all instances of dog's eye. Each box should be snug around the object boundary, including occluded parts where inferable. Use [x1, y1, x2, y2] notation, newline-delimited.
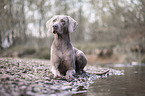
[53, 19, 57, 22]
[61, 19, 65, 24]
[61, 19, 65, 25]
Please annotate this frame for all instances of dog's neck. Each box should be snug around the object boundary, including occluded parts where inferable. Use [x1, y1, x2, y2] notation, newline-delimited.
[54, 30, 71, 46]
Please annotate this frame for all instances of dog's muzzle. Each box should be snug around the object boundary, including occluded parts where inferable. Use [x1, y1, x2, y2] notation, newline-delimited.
[52, 24, 58, 34]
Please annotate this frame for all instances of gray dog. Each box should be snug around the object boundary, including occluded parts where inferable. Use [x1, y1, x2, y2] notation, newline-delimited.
[46, 15, 87, 78]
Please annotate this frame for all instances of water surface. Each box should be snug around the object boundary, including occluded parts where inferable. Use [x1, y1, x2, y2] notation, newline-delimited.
[85, 63, 145, 96]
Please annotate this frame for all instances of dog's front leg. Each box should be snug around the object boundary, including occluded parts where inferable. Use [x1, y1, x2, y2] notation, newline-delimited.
[64, 53, 76, 79]
[66, 69, 76, 78]
[51, 65, 61, 77]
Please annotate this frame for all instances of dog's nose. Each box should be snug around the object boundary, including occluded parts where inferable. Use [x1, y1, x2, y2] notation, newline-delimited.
[53, 24, 58, 29]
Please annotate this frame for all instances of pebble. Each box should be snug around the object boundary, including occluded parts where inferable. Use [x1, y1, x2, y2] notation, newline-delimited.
[0, 58, 112, 96]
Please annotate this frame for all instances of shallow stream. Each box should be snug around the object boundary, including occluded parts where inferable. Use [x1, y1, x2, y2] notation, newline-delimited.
[84, 63, 145, 96]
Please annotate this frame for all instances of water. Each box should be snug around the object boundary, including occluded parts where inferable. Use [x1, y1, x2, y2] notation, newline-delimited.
[85, 63, 145, 96]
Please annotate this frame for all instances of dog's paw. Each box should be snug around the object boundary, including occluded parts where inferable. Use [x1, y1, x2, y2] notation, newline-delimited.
[66, 69, 76, 79]
[51, 67, 61, 77]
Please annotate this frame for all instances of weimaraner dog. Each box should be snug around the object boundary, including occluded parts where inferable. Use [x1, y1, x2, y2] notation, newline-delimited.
[46, 15, 87, 78]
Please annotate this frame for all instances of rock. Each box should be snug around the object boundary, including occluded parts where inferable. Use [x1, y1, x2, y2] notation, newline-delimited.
[0, 57, 112, 96]
[32, 87, 39, 93]
[20, 85, 27, 91]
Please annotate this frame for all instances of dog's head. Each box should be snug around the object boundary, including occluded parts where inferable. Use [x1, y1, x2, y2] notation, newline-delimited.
[46, 15, 78, 34]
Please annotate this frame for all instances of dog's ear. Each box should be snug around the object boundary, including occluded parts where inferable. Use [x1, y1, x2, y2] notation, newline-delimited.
[46, 16, 55, 32]
[67, 16, 78, 33]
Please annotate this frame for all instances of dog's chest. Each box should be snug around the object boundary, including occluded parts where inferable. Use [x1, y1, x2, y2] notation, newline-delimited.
[52, 42, 74, 59]
[56, 47, 72, 58]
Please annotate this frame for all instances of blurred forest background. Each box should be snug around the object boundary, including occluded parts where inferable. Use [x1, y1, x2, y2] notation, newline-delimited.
[0, 0, 145, 64]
